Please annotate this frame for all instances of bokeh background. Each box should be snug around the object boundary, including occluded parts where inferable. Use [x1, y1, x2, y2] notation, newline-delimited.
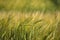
[0, 0, 60, 11]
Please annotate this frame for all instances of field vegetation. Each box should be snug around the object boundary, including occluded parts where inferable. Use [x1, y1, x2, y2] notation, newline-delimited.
[0, 0, 60, 40]
[0, 11, 60, 40]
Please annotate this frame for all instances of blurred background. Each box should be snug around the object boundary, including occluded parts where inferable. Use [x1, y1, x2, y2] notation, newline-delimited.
[0, 0, 60, 11]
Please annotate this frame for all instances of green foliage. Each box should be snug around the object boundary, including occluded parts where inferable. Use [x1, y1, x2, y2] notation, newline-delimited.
[0, 11, 60, 40]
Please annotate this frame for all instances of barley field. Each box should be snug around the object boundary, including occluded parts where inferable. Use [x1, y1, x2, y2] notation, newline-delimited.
[0, 0, 60, 40]
[0, 11, 60, 40]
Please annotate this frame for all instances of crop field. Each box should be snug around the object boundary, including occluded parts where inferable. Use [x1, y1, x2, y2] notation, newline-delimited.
[0, 11, 60, 40]
[0, 0, 60, 40]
